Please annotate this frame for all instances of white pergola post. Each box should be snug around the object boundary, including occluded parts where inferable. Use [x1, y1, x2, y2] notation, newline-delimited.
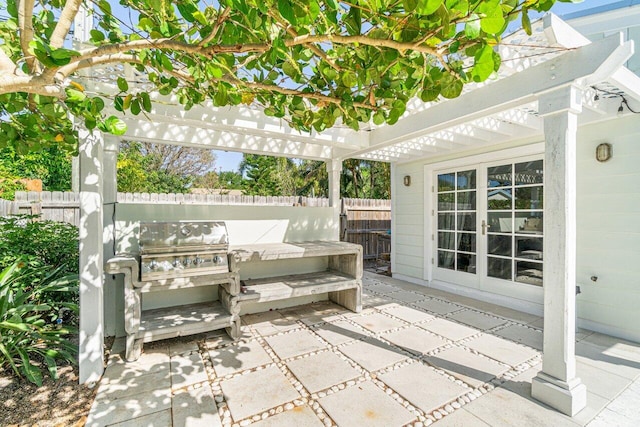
[102, 136, 118, 337]
[327, 159, 342, 240]
[78, 129, 105, 384]
[531, 84, 586, 416]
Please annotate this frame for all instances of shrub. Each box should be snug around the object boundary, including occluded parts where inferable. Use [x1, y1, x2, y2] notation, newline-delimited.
[0, 261, 78, 386]
[0, 214, 78, 274]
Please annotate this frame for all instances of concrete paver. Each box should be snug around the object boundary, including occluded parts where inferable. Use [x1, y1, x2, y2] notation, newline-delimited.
[286, 351, 360, 393]
[448, 310, 508, 331]
[419, 318, 480, 341]
[387, 290, 428, 303]
[426, 347, 508, 387]
[382, 326, 447, 355]
[381, 304, 435, 323]
[312, 319, 370, 345]
[379, 363, 469, 414]
[251, 405, 324, 427]
[318, 381, 415, 427]
[208, 339, 273, 377]
[338, 338, 409, 371]
[350, 311, 406, 333]
[220, 366, 299, 421]
[89, 272, 640, 427]
[172, 386, 221, 427]
[265, 329, 327, 360]
[465, 334, 539, 367]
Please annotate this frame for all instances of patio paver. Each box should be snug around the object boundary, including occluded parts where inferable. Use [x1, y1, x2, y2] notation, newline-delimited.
[350, 311, 406, 333]
[382, 326, 448, 355]
[312, 319, 369, 345]
[465, 334, 539, 367]
[419, 318, 480, 341]
[220, 366, 299, 421]
[318, 381, 415, 427]
[170, 352, 208, 390]
[413, 298, 463, 315]
[381, 304, 435, 323]
[264, 329, 327, 359]
[208, 339, 273, 377]
[387, 290, 428, 303]
[426, 346, 509, 387]
[286, 351, 361, 393]
[171, 386, 221, 427]
[251, 405, 324, 427]
[494, 324, 544, 350]
[378, 362, 469, 414]
[338, 338, 409, 371]
[448, 310, 508, 331]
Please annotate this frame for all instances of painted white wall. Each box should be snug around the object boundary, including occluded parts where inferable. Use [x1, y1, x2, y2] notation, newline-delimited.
[391, 115, 640, 342]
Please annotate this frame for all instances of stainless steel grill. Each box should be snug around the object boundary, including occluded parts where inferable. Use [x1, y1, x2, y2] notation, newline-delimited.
[139, 221, 229, 281]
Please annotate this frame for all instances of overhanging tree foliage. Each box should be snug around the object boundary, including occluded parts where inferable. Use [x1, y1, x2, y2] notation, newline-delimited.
[0, 0, 575, 152]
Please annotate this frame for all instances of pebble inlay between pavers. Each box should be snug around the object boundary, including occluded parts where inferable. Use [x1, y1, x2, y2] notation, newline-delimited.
[91, 274, 550, 427]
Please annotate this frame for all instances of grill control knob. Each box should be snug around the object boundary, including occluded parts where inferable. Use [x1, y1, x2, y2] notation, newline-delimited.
[149, 260, 158, 270]
[183, 258, 192, 266]
[213, 255, 222, 264]
[194, 257, 203, 265]
[173, 258, 181, 268]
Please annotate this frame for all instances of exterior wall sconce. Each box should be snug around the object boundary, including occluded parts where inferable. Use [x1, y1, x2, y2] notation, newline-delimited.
[403, 175, 411, 186]
[595, 143, 612, 162]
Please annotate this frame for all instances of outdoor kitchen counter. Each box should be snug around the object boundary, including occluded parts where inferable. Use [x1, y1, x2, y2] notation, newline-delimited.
[226, 241, 363, 313]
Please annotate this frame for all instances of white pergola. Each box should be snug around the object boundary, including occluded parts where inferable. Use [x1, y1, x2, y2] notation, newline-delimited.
[75, 13, 640, 417]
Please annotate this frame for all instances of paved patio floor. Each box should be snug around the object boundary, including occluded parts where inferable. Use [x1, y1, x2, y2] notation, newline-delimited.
[86, 272, 640, 427]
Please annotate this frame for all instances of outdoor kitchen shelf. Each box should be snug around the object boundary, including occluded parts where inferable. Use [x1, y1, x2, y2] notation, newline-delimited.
[137, 301, 235, 343]
[238, 271, 359, 303]
[229, 241, 363, 313]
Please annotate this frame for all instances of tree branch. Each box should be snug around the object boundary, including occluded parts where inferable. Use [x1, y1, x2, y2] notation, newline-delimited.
[200, 7, 231, 46]
[49, 0, 83, 48]
[18, 0, 37, 72]
[286, 34, 438, 56]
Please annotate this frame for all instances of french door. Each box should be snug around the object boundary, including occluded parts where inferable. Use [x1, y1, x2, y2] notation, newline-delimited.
[433, 156, 544, 295]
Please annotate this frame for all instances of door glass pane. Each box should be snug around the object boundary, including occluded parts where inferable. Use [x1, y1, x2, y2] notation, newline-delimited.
[438, 213, 455, 230]
[485, 158, 544, 286]
[516, 237, 543, 260]
[438, 232, 455, 250]
[457, 191, 476, 210]
[515, 186, 543, 210]
[457, 233, 476, 252]
[457, 212, 476, 231]
[515, 160, 543, 185]
[488, 234, 512, 257]
[487, 189, 512, 210]
[457, 254, 476, 273]
[515, 212, 543, 234]
[488, 212, 512, 233]
[457, 170, 476, 190]
[488, 165, 512, 187]
[438, 251, 455, 269]
[515, 261, 543, 286]
[488, 257, 511, 280]
[438, 173, 456, 192]
[438, 193, 455, 210]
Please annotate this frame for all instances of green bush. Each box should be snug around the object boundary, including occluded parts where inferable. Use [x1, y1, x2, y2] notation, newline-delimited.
[0, 261, 78, 386]
[0, 214, 79, 274]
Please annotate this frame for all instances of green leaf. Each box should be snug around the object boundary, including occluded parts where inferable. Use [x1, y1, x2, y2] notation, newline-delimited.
[372, 110, 385, 126]
[90, 29, 105, 42]
[465, 14, 481, 39]
[130, 99, 141, 115]
[480, 5, 506, 35]
[192, 11, 208, 26]
[522, 8, 532, 36]
[117, 77, 128, 92]
[103, 116, 127, 135]
[140, 92, 152, 113]
[97, 0, 111, 15]
[278, 0, 296, 25]
[420, 86, 440, 102]
[345, 7, 361, 35]
[471, 44, 495, 82]
[416, 0, 443, 16]
[440, 76, 463, 99]
[403, 0, 418, 12]
[65, 88, 86, 103]
[341, 71, 357, 87]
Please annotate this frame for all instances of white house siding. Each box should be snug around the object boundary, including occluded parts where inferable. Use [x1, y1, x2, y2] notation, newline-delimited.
[393, 162, 426, 282]
[575, 115, 640, 342]
[391, 116, 640, 342]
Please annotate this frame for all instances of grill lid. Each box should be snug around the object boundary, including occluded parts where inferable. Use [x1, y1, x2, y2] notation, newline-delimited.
[139, 221, 228, 254]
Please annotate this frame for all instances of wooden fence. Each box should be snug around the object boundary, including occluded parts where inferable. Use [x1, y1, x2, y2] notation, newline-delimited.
[1, 192, 391, 260]
[340, 198, 392, 260]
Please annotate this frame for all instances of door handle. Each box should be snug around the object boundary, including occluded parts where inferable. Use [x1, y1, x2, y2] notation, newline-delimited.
[481, 220, 491, 235]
